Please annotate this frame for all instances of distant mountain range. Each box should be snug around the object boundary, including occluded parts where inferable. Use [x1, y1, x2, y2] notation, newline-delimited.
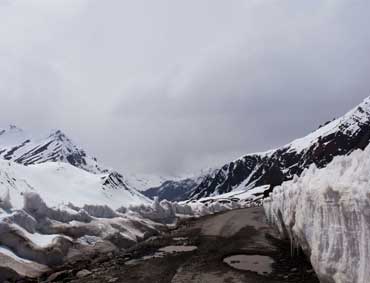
[142, 168, 217, 201]
[2, 96, 369, 205]
[144, 97, 370, 201]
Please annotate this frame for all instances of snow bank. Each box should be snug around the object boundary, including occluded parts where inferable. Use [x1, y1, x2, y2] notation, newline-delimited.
[23, 192, 92, 223]
[0, 189, 12, 211]
[129, 198, 178, 224]
[0, 192, 160, 280]
[129, 187, 266, 224]
[184, 185, 267, 216]
[0, 160, 151, 210]
[264, 147, 370, 283]
[0, 176, 265, 280]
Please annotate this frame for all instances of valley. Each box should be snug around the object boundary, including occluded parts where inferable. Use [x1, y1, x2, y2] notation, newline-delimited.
[1, 97, 370, 283]
[1, 2, 369, 282]
[39, 208, 318, 283]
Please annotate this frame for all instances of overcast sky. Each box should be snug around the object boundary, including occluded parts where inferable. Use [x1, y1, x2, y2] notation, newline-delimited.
[0, 0, 369, 176]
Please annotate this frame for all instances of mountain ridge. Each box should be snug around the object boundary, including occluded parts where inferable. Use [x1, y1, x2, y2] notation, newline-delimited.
[188, 96, 370, 199]
[142, 168, 218, 201]
[0, 126, 108, 174]
[0, 125, 151, 207]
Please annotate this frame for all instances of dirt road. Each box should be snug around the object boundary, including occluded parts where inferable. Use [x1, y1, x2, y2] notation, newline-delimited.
[40, 208, 319, 283]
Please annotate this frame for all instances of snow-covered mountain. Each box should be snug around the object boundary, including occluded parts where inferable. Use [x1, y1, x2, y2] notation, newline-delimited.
[0, 160, 149, 209]
[126, 174, 170, 192]
[143, 178, 198, 202]
[0, 126, 106, 174]
[189, 96, 370, 199]
[142, 168, 218, 201]
[0, 126, 151, 208]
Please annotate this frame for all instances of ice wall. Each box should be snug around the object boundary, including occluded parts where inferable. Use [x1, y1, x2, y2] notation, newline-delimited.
[264, 147, 370, 283]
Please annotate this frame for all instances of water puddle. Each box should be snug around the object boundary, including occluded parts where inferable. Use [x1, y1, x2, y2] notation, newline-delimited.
[223, 255, 274, 275]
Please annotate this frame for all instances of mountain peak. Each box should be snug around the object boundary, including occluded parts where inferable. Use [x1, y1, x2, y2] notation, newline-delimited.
[48, 129, 69, 141]
[0, 127, 107, 174]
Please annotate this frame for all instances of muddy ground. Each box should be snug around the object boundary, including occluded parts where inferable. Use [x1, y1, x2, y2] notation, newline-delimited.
[36, 207, 319, 283]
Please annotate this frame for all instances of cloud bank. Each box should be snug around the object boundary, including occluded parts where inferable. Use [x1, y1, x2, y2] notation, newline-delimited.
[0, 0, 369, 175]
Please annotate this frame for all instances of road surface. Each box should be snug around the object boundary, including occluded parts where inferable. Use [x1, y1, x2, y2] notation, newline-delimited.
[41, 207, 319, 283]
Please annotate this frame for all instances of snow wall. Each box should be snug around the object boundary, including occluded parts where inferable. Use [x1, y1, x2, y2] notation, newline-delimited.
[264, 147, 370, 283]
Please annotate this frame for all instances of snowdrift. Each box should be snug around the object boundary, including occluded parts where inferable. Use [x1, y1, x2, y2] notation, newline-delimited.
[264, 147, 370, 283]
[127, 185, 266, 224]
[0, 191, 161, 281]
[0, 160, 151, 210]
[184, 185, 266, 215]
[0, 183, 265, 280]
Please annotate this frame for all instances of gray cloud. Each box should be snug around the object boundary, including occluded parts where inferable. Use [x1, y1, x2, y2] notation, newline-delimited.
[0, 0, 369, 176]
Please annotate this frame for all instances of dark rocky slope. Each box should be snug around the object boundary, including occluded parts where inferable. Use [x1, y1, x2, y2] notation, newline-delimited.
[143, 179, 198, 201]
[189, 97, 370, 199]
[143, 169, 218, 201]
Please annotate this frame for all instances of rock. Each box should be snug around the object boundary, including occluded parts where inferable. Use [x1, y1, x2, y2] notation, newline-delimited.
[108, 278, 119, 283]
[47, 270, 71, 282]
[76, 269, 92, 278]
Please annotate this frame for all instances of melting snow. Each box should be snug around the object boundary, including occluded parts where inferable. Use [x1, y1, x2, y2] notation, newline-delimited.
[264, 146, 370, 283]
[0, 246, 34, 264]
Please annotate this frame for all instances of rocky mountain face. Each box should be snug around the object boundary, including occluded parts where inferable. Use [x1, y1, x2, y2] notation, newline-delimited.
[188, 97, 370, 199]
[143, 179, 198, 202]
[143, 169, 218, 202]
[4, 96, 369, 203]
[0, 126, 106, 174]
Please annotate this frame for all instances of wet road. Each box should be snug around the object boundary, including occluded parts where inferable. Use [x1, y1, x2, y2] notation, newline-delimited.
[42, 208, 319, 283]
